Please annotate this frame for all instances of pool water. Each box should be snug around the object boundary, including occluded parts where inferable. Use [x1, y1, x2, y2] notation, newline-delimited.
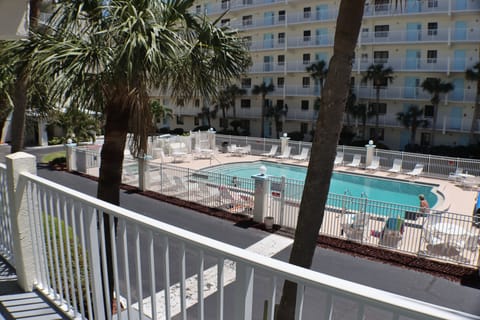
[201, 161, 438, 208]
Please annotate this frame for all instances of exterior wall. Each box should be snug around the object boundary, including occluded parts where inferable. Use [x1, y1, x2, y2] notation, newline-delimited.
[154, 0, 480, 150]
[0, 0, 28, 39]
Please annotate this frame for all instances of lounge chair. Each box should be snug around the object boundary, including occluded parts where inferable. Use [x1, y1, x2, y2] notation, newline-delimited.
[334, 152, 344, 166]
[365, 156, 380, 171]
[347, 154, 361, 168]
[448, 167, 464, 181]
[261, 145, 278, 157]
[218, 185, 254, 213]
[388, 159, 402, 173]
[406, 164, 423, 178]
[379, 217, 405, 248]
[276, 146, 292, 160]
[341, 212, 369, 241]
[292, 147, 310, 161]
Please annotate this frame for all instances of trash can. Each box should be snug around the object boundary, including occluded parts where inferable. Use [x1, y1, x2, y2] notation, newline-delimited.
[221, 141, 229, 153]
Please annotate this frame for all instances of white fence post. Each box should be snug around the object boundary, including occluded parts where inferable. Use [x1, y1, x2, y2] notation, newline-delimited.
[251, 171, 270, 223]
[65, 143, 77, 171]
[6, 152, 37, 291]
[138, 157, 150, 191]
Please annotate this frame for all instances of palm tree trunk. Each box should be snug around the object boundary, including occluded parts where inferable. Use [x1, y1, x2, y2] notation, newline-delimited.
[469, 81, 480, 144]
[276, 0, 365, 318]
[431, 103, 438, 147]
[97, 101, 130, 315]
[261, 96, 265, 137]
[10, 71, 28, 152]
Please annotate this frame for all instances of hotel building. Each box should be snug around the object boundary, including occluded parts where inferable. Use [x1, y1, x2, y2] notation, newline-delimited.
[155, 0, 480, 150]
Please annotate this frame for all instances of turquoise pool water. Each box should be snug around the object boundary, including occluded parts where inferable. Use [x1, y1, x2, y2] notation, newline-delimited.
[201, 161, 438, 208]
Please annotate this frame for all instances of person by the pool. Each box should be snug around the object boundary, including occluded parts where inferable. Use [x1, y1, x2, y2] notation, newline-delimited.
[419, 194, 430, 213]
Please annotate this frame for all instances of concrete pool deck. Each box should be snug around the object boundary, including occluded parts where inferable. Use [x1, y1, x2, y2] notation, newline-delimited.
[150, 152, 478, 218]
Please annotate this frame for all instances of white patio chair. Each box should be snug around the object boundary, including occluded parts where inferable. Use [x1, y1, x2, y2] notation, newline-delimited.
[334, 152, 344, 166]
[342, 212, 370, 241]
[365, 156, 380, 171]
[388, 159, 402, 173]
[448, 167, 464, 181]
[292, 147, 310, 161]
[406, 164, 424, 178]
[276, 146, 292, 160]
[347, 154, 361, 168]
[261, 145, 278, 157]
[218, 185, 254, 213]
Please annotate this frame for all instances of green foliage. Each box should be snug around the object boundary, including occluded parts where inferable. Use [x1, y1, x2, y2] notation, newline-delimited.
[50, 109, 101, 143]
[41, 151, 66, 164]
[44, 214, 90, 317]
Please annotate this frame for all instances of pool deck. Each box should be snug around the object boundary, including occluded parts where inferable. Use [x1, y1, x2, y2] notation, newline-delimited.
[151, 152, 477, 218]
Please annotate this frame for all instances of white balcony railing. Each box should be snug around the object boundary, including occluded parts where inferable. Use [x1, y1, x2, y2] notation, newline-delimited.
[5, 155, 480, 319]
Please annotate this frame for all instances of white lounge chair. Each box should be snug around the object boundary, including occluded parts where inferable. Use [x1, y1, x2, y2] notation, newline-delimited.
[292, 147, 310, 161]
[334, 152, 344, 166]
[365, 156, 380, 171]
[347, 154, 361, 168]
[388, 159, 402, 173]
[341, 213, 370, 241]
[218, 185, 254, 213]
[261, 145, 278, 157]
[448, 167, 464, 181]
[406, 164, 423, 177]
[276, 146, 292, 160]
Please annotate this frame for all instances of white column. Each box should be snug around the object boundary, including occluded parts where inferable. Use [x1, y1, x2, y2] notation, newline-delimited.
[6, 152, 37, 291]
[251, 167, 270, 223]
[37, 120, 48, 146]
[138, 157, 150, 191]
[65, 142, 77, 171]
[280, 133, 290, 154]
[207, 129, 216, 150]
[365, 140, 376, 167]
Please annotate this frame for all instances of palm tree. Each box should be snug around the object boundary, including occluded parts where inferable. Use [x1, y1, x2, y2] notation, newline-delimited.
[397, 105, 429, 147]
[0, 48, 15, 142]
[276, 0, 366, 318]
[252, 81, 275, 137]
[150, 99, 173, 132]
[347, 103, 371, 139]
[344, 87, 357, 127]
[307, 60, 328, 131]
[421, 77, 454, 146]
[10, 0, 43, 153]
[19, 0, 249, 313]
[466, 62, 480, 144]
[362, 63, 394, 140]
[265, 101, 288, 138]
[225, 84, 246, 119]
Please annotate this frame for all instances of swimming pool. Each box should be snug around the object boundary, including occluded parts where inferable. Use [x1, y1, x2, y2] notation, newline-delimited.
[201, 161, 438, 208]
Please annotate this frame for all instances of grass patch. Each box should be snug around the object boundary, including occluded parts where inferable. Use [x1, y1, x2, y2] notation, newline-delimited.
[41, 151, 66, 164]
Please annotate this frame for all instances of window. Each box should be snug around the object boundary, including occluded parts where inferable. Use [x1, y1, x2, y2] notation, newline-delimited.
[243, 36, 252, 48]
[304, 7, 311, 19]
[427, 22, 438, 36]
[360, 78, 368, 87]
[373, 51, 389, 64]
[195, 5, 201, 14]
[278, 32, 285, 44]
[361, 27, 369, 37]
[303, 53, 311, 65]
[221, 0, 230, 9]
[241, 99, 251, 108]
[176, 115, 184, 125]
[374, 0, 389, 11]
[242, 15, 252, 26]
[194, 116, 199, 126]
[221, 19, 230, 26]
[194, 99, 200, 107]
[278, 10, 285, 22]
[374, 25, 389, 37]
[421, 132, 431, 146]
[302, 77, 310, 88]
[424, 105, 434, 117]
[277, 77, 284, 88]
[361, 53, 368, 63]
[240, 119, 250, 133]
[427, 50, 437, 63]
[303, 30, 311, 42]
[427, 0, 438, 8]
[301, 100, 309, 110]
[368, 103, 387, 114]
[241, 78, 251, 88]
[278, 55, 285, 65]
[300, 123, 308, 134]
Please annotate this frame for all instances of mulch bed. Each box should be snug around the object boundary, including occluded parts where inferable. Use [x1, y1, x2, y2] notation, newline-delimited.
[66, 168, 479, 287]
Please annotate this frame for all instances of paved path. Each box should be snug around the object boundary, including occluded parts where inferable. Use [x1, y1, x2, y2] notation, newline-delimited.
[1, 145, 480, 317]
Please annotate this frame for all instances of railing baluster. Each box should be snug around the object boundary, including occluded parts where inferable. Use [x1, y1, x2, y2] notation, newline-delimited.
[135, 225, 144, 320]
[79, 206, 93, 319]
[180, 242, 187, 320]
[295, 283, 305, 320]
[217, 257, 225, 320]
[234, 263, 253, 320]
[110, 214, 121, 320]
[163, 236, 171, 319]
[198, 249, 204, 320]
[148, 230, 157, 320]
[121, 219, 132, 319]
[72, 203, 85, 318]
[268, 276, 277, 320]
